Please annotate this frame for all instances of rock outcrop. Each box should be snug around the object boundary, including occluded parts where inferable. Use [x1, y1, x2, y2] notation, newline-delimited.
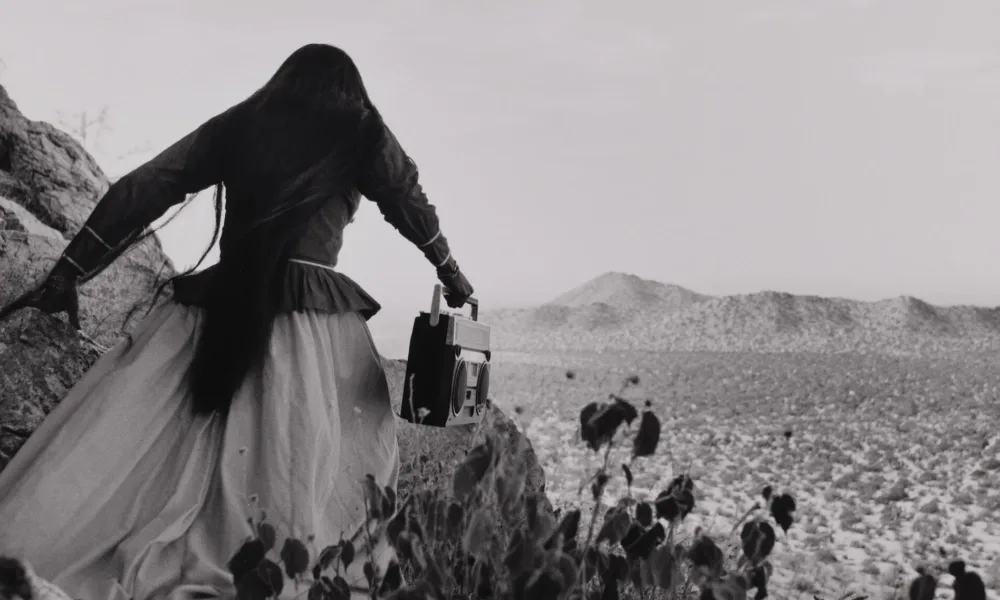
[382, 359, 550, 509]
[0, 83, 551, 514]
[0, 83, 174, 349]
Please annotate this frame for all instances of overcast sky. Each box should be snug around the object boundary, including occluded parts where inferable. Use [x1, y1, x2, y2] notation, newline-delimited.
[3, 0, 1000, 328]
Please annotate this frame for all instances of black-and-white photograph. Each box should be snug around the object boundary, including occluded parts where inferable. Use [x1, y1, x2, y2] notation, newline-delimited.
[0, 1, 997, 599]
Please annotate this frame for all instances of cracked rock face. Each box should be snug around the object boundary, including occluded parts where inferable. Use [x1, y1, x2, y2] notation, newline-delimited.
[0, 84, 551, 516]
[0, 83, 175, 346]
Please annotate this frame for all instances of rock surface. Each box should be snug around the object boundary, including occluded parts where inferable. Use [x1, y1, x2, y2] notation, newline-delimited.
[0, 83, 552, 514]
[382, 359, 551, 510]
[0, 83, 174, 349]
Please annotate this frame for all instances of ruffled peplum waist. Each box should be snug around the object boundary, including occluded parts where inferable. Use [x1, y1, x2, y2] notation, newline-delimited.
[170, 258, 382, 320]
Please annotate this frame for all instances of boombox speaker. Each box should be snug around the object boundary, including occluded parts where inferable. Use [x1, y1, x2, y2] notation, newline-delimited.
[400, 284, 492, 427]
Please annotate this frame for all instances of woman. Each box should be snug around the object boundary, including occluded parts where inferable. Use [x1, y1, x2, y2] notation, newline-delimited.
[0, 44, 474, 599]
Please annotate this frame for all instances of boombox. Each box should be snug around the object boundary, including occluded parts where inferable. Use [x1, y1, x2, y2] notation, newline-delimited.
[400, 284, 492, 427]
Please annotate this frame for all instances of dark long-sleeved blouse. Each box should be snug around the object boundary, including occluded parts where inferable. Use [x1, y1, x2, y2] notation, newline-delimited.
[56, 108, 456, 320]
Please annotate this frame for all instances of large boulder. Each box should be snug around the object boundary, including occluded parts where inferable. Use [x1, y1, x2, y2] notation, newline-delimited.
[0, 83, 174, 349]
[382, 359, 551, 510]
[0, 84, 552, 515]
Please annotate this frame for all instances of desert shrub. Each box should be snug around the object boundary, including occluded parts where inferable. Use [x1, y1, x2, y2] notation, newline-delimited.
[224, 375, 829, 600]
[0, 373, 982, 600]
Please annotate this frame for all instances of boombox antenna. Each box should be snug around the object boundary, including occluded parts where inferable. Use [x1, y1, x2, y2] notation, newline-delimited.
[429, 283, 442, 327]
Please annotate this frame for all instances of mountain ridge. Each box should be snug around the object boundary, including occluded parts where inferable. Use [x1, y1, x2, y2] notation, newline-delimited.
[480, 271, 1000, 355]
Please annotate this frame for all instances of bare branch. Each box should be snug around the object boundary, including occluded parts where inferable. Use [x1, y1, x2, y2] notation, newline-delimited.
[56, 104, 114, 152]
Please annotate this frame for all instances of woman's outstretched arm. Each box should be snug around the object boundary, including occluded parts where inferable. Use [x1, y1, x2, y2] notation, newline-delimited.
[357, 119, 474, 306]
[54, 108, 231, 283]
[357, 120, 457, 272]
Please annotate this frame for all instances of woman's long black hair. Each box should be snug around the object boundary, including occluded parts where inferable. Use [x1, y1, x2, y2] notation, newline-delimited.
[119, 44, 388, 417]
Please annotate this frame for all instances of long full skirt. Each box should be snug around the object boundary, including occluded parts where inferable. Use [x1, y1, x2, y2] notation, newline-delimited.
[0, 301, 399, 600]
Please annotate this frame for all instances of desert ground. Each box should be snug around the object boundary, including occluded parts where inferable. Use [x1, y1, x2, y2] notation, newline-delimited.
[484, 348, 1000, 599]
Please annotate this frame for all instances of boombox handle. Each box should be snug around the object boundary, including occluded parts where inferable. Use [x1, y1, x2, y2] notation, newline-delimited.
[429, 284, 479, 326]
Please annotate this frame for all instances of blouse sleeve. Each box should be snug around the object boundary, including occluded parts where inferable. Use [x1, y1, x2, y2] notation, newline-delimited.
[57, 108, 231, 279]
[356, 120, 455, 270]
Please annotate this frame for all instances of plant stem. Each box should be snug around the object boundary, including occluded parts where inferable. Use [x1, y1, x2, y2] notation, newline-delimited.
[728, 503, 762, 539]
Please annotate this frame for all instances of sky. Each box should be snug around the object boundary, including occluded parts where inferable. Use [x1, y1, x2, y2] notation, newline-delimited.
[3, 0, 1000, 354]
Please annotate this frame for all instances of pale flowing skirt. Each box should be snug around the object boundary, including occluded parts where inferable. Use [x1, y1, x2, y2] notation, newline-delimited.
[0, 301, 399, 600]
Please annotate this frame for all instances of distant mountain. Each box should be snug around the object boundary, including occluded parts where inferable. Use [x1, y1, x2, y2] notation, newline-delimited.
[551, 271, 711, 312]
[481, 272, 1000, 355]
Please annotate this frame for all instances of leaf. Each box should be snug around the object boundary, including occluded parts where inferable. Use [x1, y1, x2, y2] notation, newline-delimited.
[608, 553, 629, 582]
[280, 537, 310, 579]
[362, 474, 389, 520]
[504, 528, 530, 574]
[307, 579, 327, 600]
[546, 508, 581, 552]
[453, 441, 495, 503]
[583, 398, 640, 452]
[688, 534, 725, 576]
[317, 544, 340, 573]
[256, 522, 276, 551]
[526, 493, 555, 539]
[708, 575, 750, 600]
[635, 502, 653, 528]
[770, 493, 797, 533]
[637, 556, 657, 590]
[596, 507, 631, 545]
[328, 575, 352, 600]
[654, 494, 679, 521]
[907, 571, 937, 600]
[748, 564, 770, 599]
[463, 508, 493, 556]
[385, 581, 442, 600]
[621, 464, 634, 487]
[407, 507, 428, 542]
[256, 559, 284, 597]
[620, 523, 644, 550]
[632, 410, 661, 458]
[235, 570, 271, 600]
[474, 561, 495, 599]
[363, 561, 376, 588]
[340, 539, 355, 569]
[591, 471, 611, 501]
[579, 402, 603, 450]
[496, 468, 527, 525]
[741, 520, 776, 563]
[601, 578, 620, 600]
[624, 522, 665, 560]
[522, 567, 565, 600]
[627, 559, 645, 593]
[394, 531, 417, 563]
[668, 474, 694, 494]
[655, 475, 697, 521]
[555, 552, 579, 592]
[583, 547, 608, 582]
[386, 504, 410, 547]
[446, 502, 465, 541]
[422, 498, 448, 540]
[377, 560, 403, 596]
[648, 543, 677, 589]
[227, 538, 267, 585]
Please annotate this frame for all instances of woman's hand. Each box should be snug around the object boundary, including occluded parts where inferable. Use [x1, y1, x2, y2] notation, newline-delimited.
[437, 259, 474, 309]
[0, 266, 82, 330]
